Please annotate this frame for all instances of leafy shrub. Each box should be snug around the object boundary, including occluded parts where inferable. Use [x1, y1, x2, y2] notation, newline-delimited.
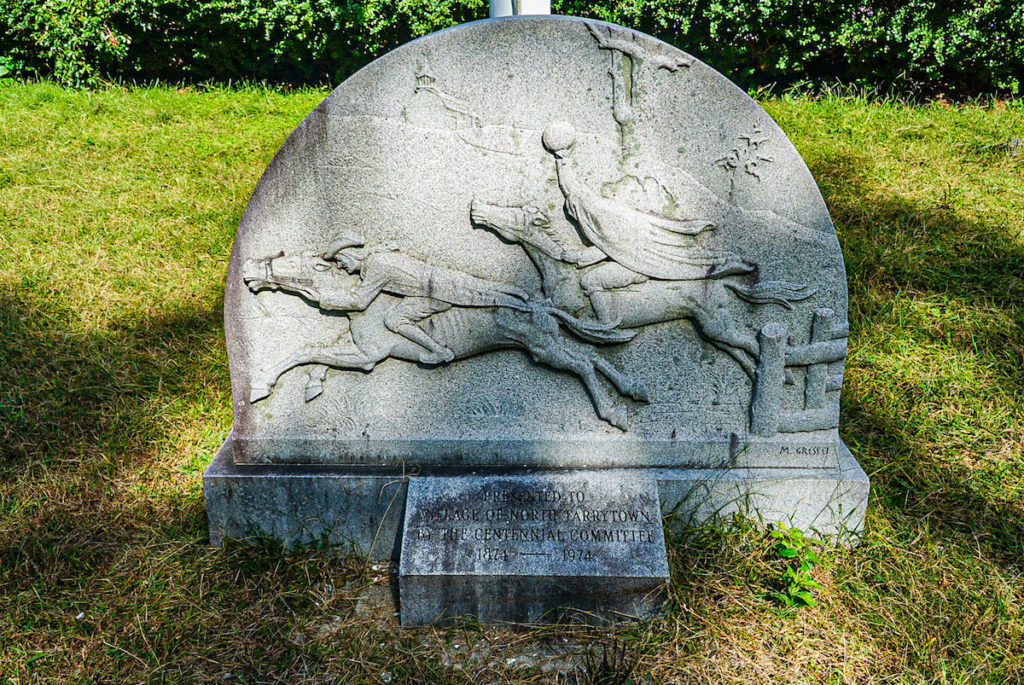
[0, 0, 134, 85]
[1, 0, 1021, 96]
[560, 0, 1024, 98]
[0, 0, 485, 86]
[835, 0, 1024, 96]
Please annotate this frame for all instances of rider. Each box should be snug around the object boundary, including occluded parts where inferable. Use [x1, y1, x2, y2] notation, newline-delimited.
[541, 121, 755, 325]
[319, 234, 531, 364]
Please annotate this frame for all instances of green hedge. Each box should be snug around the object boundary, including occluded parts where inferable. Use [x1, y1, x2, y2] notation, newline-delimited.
[2, 0, 1022, 97]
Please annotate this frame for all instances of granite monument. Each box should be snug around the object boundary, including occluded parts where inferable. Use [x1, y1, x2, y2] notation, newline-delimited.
[204, 14, 868, 625]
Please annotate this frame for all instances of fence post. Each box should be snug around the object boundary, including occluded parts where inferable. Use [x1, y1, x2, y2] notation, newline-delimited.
[750, 322, 787, 437]
[803, 307, 834, 410]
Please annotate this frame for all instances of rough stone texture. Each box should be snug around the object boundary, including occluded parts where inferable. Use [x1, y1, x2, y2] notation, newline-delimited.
[656, 440, 868, 534]
[223, 16, 853, 469]
[204, 435, 867, 558]
[399, 474, 668, 626]
[204, 438, 408, 558]
[206, 17, 869, 624]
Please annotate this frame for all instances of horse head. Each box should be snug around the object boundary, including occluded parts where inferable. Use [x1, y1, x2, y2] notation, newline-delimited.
[470, 200, 551, 247]
[242, 251, 357, 304]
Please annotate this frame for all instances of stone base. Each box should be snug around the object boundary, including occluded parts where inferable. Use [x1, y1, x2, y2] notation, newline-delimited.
[203, 434, 868, 560]
[400, 575, 666, 626]
[398, 475, 669, 626]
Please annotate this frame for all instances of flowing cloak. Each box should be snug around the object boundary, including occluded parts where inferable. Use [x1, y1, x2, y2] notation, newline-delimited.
[361, 250, 529, 309]
[556, 158, 754, 280]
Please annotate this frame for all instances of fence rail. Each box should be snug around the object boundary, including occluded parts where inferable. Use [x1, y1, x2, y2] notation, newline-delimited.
[749, 308, 848, 437]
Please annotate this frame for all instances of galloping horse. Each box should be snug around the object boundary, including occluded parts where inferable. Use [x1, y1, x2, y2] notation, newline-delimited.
[241, 250, 647, 430]
[470, 201, 815, 378]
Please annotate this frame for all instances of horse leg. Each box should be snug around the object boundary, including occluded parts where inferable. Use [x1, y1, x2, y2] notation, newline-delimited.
[523, 336, 628, 431]
[699, 287, 797, 383]
[708, 338, 756, 380]
[305, 364, 329, 402]
[580, 263, 647, 326]
[690, 308, 759, 379]
[250, 341, 379, 403]
[588, 291, 620, 327]
[590, 354, 649, 402]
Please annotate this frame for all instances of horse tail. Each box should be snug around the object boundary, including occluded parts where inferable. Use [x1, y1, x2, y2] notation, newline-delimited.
[724, 280, 817, 310]
[543, 306, 636, 344]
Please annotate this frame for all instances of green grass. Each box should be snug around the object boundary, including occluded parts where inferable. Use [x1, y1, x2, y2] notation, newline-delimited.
[1, 82, 1022, 683]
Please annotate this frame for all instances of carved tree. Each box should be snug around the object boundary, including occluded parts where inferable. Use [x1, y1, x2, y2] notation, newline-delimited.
[585, 22, 692, 149]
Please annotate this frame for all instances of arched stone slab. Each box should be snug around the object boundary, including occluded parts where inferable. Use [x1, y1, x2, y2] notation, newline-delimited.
[225, 17, 850, 470]
[207, 18, 867, 564]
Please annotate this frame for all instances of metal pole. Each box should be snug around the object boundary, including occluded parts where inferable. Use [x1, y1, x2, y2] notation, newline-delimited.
[490, 0, 551, 17]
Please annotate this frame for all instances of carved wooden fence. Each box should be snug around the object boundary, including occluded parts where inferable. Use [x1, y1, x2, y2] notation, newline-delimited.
[749, 308, 848, 437]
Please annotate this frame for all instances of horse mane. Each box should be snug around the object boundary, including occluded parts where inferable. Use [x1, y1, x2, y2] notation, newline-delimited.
[527, 212, 577, 253]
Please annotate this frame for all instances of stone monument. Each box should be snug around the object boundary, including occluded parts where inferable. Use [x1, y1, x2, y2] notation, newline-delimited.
[204, 14, 869, 625]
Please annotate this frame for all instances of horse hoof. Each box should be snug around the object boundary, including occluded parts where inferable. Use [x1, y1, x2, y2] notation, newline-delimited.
[304, 384, 324, 402]
[629, 381, 650, 402]
[605, 406, 628, 431]
[250, 384, 272, 403]
[419, 347, 455, 365]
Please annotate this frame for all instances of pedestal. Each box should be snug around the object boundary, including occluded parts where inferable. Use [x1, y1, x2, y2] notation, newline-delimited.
[204, 433, 868, 561]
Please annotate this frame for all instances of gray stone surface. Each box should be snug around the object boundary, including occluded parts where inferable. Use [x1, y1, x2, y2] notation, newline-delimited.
[656, 440, 868, 534]
[204, 434, 867, 558]
[204, 437, 408, 557]
[399, 474, 668, 626]
[207, 15, 869, 625]
[224, 16, 852, 469]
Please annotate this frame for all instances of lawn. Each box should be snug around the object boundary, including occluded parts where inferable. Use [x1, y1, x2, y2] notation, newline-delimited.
[1, 82, 1022, 683]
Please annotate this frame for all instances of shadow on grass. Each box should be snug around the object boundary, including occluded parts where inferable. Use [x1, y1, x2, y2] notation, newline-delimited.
[0, 290, 388, 679]
[811, 150, 1024, 565]
[0, 291, 225, 585]
[0, 291, 225, 466]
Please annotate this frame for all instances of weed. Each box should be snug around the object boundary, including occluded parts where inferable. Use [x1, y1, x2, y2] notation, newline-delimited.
[574, 639, 639, 685]
[766, 525, 824, 608]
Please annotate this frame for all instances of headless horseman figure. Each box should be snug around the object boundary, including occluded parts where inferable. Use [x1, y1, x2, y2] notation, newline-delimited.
[541, 121, 755, 325]
[320, 234, 531, 364]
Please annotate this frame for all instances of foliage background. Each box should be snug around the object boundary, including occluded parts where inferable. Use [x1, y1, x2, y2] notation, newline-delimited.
[1, 0, 1023, 97]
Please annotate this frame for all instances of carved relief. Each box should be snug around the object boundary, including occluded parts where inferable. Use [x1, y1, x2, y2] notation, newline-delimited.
[242, 48, 841, 439]
[225, 18, 852, 472]
[468, 119, 828, 435]
[467, 397, 522, 419]
[243, 240, 644, 431]
[585, 22, 692, 147]
[717, 123, 775, 200]
[410, 70, 527, 157]
[749, 310, 848, 437]
[471, 200, 814, 378]
[414, 71, 481, 128]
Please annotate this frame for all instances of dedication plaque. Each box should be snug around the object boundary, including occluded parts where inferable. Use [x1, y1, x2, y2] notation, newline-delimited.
[399, 475, 668, 625]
